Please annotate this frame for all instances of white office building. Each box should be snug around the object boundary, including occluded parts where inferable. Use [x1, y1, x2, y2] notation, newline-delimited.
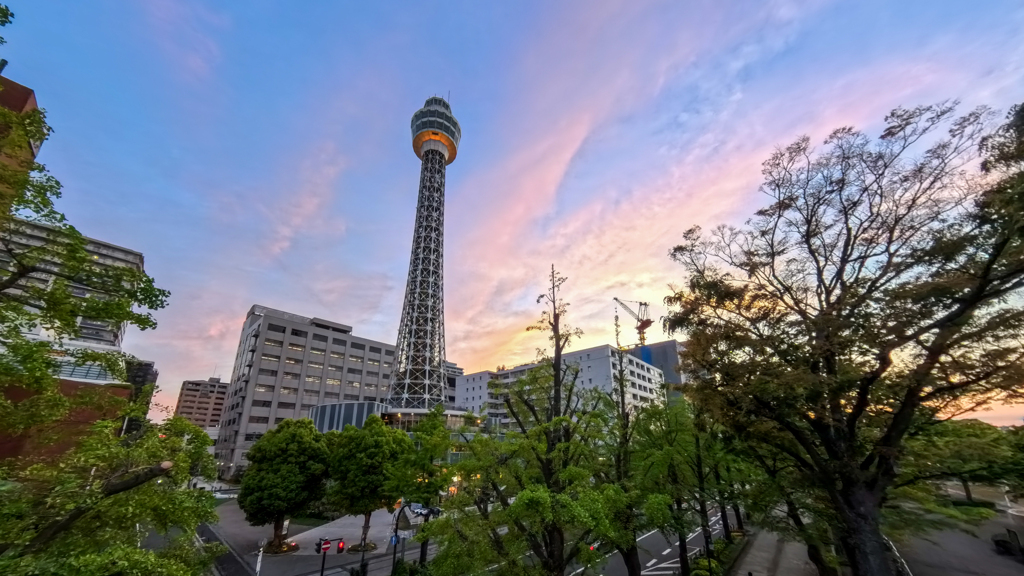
[455, 344, 665, 427]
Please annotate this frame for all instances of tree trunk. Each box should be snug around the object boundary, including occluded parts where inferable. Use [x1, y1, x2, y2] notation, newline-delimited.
[731, 502, 745, 532]
[419, 514, 430, 564]
[806, 541, 839, 576]
[272, 514, 285, 548]
[618, 545, 643, 576]
[696, 495, 715, 559]
[360, 511, 372, 564]
[676, 536, 691, 576]
[960, 476, 974, 502]
[718, 501, 733, 543]
[836, 485, 896, 576]
[784, 498, 837, 576]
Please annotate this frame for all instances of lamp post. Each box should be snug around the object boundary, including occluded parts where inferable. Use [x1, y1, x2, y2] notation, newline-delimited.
[391, 502, 414, 574]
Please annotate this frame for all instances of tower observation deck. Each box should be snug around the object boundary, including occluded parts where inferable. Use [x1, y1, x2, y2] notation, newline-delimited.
[387, 97, 461, 410]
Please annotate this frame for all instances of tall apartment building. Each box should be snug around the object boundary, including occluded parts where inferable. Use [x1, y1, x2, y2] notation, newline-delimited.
[629, 339, 686, 390]
[455, 344, 665, 427]
[0, 219, 150, 384]
[215, 305, 399, 477]
[174, 377, 228, 428]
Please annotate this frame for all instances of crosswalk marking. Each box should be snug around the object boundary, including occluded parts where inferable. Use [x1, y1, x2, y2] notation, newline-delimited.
[662, 548, 671, 555]
[646, 558, 658, 566]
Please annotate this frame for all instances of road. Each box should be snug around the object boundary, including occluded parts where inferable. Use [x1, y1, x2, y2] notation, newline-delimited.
[571, 510, 730, 576]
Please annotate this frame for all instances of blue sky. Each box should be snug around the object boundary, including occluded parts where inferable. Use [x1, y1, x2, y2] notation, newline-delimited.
[4, 0, 1023, 422]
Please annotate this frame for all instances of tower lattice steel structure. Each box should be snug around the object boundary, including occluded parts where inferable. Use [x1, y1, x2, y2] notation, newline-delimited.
[387, 97, 461, 410]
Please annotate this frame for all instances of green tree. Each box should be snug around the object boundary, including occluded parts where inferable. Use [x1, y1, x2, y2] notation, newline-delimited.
[426, 266, 607, 576]
[898, 419, 1023, 503]
[664, 101, 1024, 576]
[0, 4, 169, 436]
[592, 324, 649, 576]
[0, 415, 224, 575]
[238, 418, 328, 550]
[326, 414, 412, 560]
[387, 405, 452, 563]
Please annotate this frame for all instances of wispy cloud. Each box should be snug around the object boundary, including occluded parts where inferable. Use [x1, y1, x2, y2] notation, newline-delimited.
[144, 0, 228, 81]
[262, 142, 347, 257]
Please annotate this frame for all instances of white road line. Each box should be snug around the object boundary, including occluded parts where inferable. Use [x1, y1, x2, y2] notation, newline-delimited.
[662, 548, 671, 555]
[646, 559, 658, 567]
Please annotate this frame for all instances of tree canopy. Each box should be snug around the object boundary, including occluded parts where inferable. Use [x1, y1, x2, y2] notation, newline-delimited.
[664, 101, 1024, 576]
[238, 418, 328, 549]
[326, 413, 412, 550]
[0, 416, 224, 576]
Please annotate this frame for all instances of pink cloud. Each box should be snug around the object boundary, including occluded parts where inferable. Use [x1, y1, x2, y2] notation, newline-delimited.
[144, 0, 228, 81]
[262, 142, 347, 257]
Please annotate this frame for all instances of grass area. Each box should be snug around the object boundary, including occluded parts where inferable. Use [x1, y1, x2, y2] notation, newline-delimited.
[213, 498, 236, 508]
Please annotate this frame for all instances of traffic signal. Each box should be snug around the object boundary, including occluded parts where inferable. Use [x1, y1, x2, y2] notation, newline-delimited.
[316, 538, 323, 555]
[337, 539, 345, 554]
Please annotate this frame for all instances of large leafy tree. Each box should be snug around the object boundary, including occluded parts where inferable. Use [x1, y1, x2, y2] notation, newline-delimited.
[0, 416, 224, 576]
[665, 102, 1024, 576]
[238, 418, 328, 550]
[592, 329, 653, 576]
[0, 4, 169, 435]
[426, 266, 607, 576]
[326, 413, 411, 559]
[387, 404, 451, 563]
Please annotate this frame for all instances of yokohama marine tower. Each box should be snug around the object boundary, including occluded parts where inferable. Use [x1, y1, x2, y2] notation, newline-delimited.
[387, 97, 461, 410]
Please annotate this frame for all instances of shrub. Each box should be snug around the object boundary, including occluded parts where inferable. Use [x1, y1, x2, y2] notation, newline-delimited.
[690, 570, 710, 576]
[691, 557, 722, 576]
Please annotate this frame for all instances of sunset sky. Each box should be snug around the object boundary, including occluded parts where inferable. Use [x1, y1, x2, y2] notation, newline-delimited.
[5, 1, 1023, 424]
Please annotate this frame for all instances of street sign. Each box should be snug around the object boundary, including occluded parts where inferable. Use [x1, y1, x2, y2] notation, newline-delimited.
[398, 530, 415, 539]
[282, 519, 290, 536]
[320, 539, 332, 552]
[390, 534, 398, 545]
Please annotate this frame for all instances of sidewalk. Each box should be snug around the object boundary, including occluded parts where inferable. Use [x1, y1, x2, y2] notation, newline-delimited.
[730, 530, 817, 576]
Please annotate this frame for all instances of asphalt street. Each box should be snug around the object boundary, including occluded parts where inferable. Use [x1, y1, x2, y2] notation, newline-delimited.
[571, 510, 729, 576]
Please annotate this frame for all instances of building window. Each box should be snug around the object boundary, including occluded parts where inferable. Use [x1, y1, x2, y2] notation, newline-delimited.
[288, 343, 304, 352]
[362, 396, 376, 401]
[344, 394, 359, 400]
[332, 338, 346, 346]
[313, 334, 328, 343]
[248, 416, 269, 424]
[252, 400, 272, 408]
[280, 387, 298, 395]
[285, 357, 300, 365]
[324, 392, 340, 400]
[369, 346, 382, 354]
[349, 355, 363, 362]
[278, 402, 296, 409]
[330, 352, 344, 359]
[244, 432, 264, 441]
[365, 384, 377, 390]
[305, 375, 320, 383]
[267, 324, 286, 333]
[326, 378, 341, 385]
[291, 329, 308, 338]
[308, 361, 324, 369]
[265, 338, 283, 347]
[311, 348, 325, 355]
[283, 372, 299, 380]
[258, 369, 277, 377]
[347, 381, 361, 388]
[329, 364, 343, 372]
[367, 371, 379, 378]
[301, 404, 316, 410]
[261, 353, 280, 362]
[275, 417, 285, 424]
[366, 359, 380, 366]
[383, 362, 392, 369]
[385, 349, 394, 357]
[255, 384, 273, 393]
[347, 368, 363, 375]
[350, 342, 366, 351]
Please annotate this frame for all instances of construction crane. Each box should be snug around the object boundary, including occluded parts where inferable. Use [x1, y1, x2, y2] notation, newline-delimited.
[613, 298, 654, 346]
